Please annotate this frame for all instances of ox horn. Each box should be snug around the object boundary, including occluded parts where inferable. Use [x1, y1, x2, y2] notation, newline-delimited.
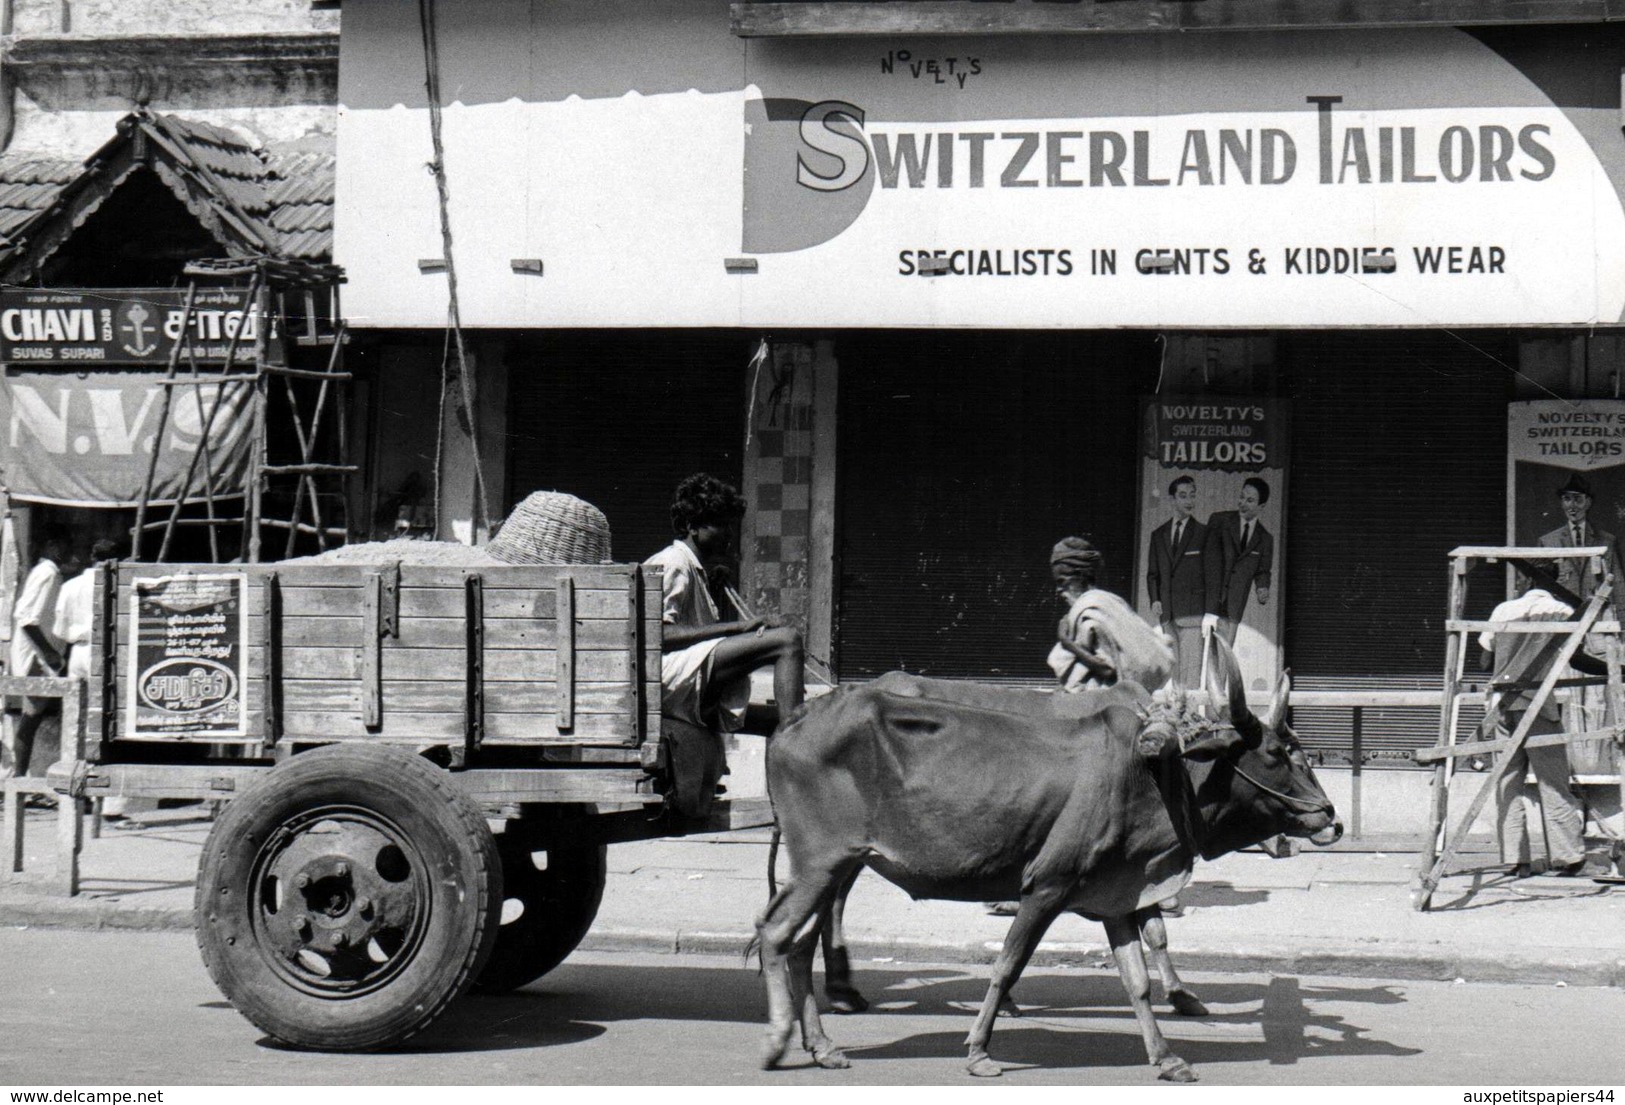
[1262, 669, 1292, 732]
[1203, 635, 1248, 723]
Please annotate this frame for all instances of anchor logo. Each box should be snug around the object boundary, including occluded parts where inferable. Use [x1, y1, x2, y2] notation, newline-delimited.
[119, 302, 160, 358]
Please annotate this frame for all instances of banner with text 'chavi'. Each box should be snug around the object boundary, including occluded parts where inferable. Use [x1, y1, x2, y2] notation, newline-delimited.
[0, 371, 252, 507]
[1136, 397, 1290, 695]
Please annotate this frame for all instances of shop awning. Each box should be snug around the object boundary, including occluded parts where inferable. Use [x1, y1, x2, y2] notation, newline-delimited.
[730, 0, 1625, 36]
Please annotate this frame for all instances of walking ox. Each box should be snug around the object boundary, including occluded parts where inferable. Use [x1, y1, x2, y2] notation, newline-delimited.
[756, 639, 1340, 1080]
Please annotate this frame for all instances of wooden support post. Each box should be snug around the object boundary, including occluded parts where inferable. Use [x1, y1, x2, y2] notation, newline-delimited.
[262, 573, 281, 746]
[1351, 706, 1364, 840]
[362, 570, 382, 729]
[4, 783, 21, 873]
[557, 576, 576, 732]
[90, 560, 117, 762]
[626, 567, 643, 744]
[247, 280, 272, 563]
[1419, 555, 1468, 901]
[54, 678, 84, 896]
[1609, 635, 1625, 854]
[465, 572, 484, 757]
[381, 561, 400, 639]
[131, 283, 199, 561]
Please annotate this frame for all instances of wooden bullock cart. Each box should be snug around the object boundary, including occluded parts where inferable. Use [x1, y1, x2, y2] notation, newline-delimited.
[57, 558, 765, 1049]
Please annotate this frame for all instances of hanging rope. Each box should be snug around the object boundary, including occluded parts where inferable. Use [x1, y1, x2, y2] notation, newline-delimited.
[418, 0, 492, 537]
[744, 337, 769, 448]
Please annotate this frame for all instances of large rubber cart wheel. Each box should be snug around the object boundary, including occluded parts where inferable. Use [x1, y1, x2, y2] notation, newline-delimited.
[474, 836, 607, 993]
[194, 744, 502, 1051]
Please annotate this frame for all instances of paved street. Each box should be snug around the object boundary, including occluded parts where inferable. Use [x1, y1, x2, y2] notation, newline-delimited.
[2, 930, 1621, 1086]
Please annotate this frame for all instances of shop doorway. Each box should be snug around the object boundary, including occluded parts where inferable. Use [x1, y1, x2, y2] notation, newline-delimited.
[1281, 329, 1514, 759]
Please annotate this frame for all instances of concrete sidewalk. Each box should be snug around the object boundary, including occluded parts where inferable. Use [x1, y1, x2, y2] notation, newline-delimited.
[5, 806, 1625, 989]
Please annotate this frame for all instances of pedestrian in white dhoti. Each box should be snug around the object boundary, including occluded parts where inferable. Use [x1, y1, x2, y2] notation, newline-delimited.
[2, 525, 69, 793]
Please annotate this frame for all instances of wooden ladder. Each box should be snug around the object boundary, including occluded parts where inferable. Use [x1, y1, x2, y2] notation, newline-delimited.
[1413, 545, 1624, 910]
[129, 259, 352, 563]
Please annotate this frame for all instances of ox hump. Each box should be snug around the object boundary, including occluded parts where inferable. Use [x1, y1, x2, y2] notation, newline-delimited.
[866, 672, 1149, 722]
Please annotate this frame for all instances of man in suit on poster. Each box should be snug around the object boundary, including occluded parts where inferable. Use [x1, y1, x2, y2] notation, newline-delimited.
[1536, 472, 1625, 620]
[1146, 474, 1220, 686]
[1210, 476, 1275, 646]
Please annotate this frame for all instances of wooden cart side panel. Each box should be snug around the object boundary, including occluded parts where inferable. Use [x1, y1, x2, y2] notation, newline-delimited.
[155, 563, 645, 590]
[107, 562, 662, 748]
[642, 564, 662, 747]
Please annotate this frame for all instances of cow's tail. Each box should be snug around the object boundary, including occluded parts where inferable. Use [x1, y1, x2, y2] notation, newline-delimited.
[746, 857, 794, 975]
[767, 823, 782, 896]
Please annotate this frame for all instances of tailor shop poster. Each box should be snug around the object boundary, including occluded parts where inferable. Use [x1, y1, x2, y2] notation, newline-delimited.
[1136, 397, 1290, 693]
[1508, 399, 1625, 599]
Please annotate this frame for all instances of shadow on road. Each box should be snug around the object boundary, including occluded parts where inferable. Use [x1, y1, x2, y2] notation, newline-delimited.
[1183, 881, 1271, 909]
[405, 960, 1420, 1072]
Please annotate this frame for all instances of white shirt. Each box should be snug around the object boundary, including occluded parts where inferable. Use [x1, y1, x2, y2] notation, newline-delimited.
[642, 539, 748, 732]
[646, 539, 721, 631]
[1478, 588, 1573, 653]
[54, 570, 95, 679]
[8, 557, 62, 676]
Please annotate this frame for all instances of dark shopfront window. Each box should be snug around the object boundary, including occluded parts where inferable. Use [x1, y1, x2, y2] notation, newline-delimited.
[835, 330, 1160, 681]
[1281, 330, 1515, 759]
[831, 329, 1515, 707]
[1281, 330, 1514, 679]
[504, 330, 753, 564]
[19, 503, 235, 567]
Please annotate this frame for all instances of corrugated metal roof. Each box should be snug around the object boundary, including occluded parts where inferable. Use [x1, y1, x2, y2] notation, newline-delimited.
[0, 112, 335, 267]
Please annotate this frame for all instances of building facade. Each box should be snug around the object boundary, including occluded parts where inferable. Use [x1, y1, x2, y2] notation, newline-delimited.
[0, 0, 341, 567]
[334, 1, 1625, 788]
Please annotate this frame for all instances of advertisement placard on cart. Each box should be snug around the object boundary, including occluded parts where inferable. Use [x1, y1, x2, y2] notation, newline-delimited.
[125, 572, 249, 740]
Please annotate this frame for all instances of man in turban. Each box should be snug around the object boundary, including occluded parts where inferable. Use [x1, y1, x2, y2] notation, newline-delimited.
[1049, 536, 1174, 693]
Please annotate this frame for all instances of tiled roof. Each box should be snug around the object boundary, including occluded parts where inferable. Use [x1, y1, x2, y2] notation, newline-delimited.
[0, 160, 77, 242]
[0, 111, 334, 269]
[264, 148, 336, 261]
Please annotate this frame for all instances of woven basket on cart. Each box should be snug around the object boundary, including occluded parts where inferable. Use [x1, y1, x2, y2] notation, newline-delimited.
[487, 490, 612, 565]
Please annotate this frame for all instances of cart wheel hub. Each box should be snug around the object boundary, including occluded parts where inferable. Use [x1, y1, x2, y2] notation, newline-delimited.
[254, 810, 432, 994]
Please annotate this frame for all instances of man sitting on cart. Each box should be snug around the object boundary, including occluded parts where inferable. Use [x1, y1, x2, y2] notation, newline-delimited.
[645, 473, 804, 733]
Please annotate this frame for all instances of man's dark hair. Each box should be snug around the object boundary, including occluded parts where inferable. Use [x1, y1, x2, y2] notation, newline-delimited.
[91, 539, 120, 562]
[1168, 475, 1195, 496]
[1242, 476, 1271, 506]
[671, 473, 745, 536]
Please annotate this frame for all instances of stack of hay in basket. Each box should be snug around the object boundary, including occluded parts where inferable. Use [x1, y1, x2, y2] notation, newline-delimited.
[486, 491, 612, 566]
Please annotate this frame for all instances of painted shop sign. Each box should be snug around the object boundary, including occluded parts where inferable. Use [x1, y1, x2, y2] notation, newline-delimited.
[0, 288, 263, 365]
[1136, 397, 1290, 694]
[126, 573, 248, 740]
[337, 2, 1625, 328]
[0, 371, 253, 507]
